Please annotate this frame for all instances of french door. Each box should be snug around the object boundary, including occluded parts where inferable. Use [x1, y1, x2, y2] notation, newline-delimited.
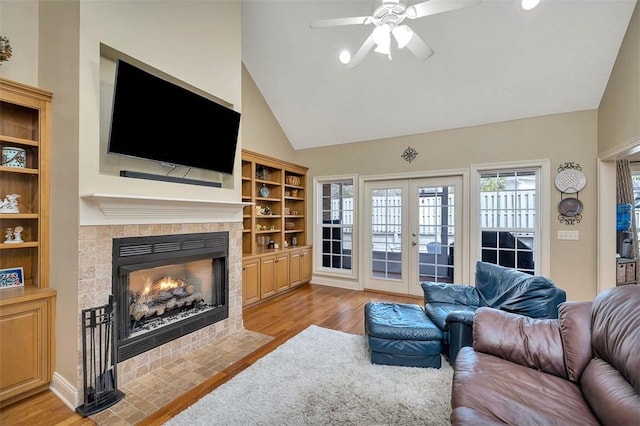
[364, 176, 462, 296]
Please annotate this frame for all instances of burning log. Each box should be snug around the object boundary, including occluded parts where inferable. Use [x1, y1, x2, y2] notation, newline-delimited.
[129, 276, 204, 322]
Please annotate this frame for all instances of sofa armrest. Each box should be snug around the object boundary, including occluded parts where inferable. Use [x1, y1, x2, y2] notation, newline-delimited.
[421, 282, 480, 306]
[446, 310, 474, 325]
[446, 312, 475, 363]
[473, 307, 567, 379]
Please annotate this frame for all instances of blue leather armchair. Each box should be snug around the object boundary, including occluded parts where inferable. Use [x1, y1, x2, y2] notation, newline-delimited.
[421, 261, 567, 364]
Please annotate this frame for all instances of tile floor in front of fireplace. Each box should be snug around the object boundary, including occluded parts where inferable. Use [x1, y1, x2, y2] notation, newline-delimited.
[90, 329, 273, 425]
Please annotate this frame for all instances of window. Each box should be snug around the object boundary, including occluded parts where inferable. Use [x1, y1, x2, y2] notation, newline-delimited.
[317, 178, 355, 273]
[479, 169, 538, 274]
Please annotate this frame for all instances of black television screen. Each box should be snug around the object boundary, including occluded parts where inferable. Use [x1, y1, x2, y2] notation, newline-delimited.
[108, 60, 241, 175]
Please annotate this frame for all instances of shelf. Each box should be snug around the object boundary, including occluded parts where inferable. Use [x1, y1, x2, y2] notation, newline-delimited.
[0, 134, 39, 147]
[0, 166, 38, 175]
[0, 213, 38, 219]
[242, 149, 308, 258]
[0, 242, 38, 249]
[256, 179, 281, 186]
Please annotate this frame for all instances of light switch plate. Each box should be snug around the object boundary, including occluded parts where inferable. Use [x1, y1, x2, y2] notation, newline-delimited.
[557, 230, 579, 240]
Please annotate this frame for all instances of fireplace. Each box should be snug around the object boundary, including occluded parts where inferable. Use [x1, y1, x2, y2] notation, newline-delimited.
[112, 232, 229, 361]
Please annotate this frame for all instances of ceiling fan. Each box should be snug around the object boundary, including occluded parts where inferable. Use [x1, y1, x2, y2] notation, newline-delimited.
[310, 0, 480, 68]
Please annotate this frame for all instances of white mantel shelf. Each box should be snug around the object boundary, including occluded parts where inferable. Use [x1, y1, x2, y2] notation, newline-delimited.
[82, 193, 252, 221]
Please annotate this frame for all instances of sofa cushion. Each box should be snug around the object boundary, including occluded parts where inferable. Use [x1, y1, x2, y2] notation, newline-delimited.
[364, 302, 442, 341]
[452, 348, 600, 426]
[473, 307, 566, 379]
[421, 282, 480, 306]
[474, 261, 561, 318]
[558, 301, 593, 382]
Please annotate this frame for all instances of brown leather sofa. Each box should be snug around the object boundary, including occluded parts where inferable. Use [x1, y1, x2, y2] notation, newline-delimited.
[451, 285, 640, 425]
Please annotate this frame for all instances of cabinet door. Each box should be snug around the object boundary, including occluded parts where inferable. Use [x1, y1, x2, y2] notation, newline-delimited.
[289, 250, 301, 287]
[0, 298, 51, 404]
[260, 255, 277, 299]
[274, 253, 290, 293]
[242, 258, 261, 306]
[300, 248, 312, 283]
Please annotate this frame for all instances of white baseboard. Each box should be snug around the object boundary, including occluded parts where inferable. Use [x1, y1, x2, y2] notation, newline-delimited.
[50, 371, 79, 411]
[311, 275, 360, 290]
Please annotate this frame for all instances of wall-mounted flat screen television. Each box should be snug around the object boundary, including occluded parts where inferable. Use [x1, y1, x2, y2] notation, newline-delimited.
[108, 59, 240, 175]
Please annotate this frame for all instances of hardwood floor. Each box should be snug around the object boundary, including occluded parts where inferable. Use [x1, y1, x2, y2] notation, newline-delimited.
[0, 284, 420, 426]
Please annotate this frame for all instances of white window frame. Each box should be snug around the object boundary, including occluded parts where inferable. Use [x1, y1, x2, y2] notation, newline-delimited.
[470, 160, 551, 277]
[313, 174, 358, 280]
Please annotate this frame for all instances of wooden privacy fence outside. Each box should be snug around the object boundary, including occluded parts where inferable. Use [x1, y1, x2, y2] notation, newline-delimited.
[328, 191, 537, 235]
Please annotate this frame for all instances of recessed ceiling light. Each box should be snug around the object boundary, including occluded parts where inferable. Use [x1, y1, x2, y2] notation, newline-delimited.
[521, 0, 540, 10]
[339, 50, 351, 65]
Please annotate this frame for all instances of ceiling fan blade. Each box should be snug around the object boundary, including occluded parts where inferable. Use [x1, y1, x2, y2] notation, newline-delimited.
[310, 16, 373, 29]
[405, 0, 480, 20]
[405, 32, 435, 61]
[347, 33, 376, 69]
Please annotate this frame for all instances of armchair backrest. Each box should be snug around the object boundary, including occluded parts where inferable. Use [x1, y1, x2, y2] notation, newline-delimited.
[474, 261, 566, 318]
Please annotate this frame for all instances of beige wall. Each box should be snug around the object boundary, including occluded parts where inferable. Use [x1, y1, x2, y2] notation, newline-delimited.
[241, 64, 297, 163]
[39, 0, 82, 389]
[0, 0, 39, 85]
[293, 111, 599, 301]
[598, 2, 640, 156]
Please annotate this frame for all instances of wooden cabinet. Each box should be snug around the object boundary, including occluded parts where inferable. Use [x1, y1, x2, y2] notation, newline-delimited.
[289, 247, 311, 287]
[0, 288, 56, 407]
[241, 150, 312, 307]
[260, 255, 277, 299]
[274, 252, 290, 293]
[299, 247, 312, 283]
[0, 78, 55, 406]
[242, 257, 261, 306]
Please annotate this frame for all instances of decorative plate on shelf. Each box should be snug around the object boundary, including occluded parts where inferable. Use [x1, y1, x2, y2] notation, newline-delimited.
[558, 197, 583, 217]
[259, 184, 270, 198]
[555, 169, 586, 193]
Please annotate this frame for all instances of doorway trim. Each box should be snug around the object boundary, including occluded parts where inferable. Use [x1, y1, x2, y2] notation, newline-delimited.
[597, 134, 640, 294]
[358, 168, 470, 291]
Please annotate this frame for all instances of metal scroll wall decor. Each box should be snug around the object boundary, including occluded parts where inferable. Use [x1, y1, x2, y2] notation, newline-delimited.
[401, 146, 418, 163]
[555, 162, 586, 225]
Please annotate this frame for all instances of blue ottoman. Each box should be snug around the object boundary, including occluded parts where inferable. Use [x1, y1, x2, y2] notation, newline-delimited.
[364, 302, 443, 368]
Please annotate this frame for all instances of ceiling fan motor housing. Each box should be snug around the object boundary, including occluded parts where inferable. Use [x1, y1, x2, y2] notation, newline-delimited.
[375, 0, 408, 27]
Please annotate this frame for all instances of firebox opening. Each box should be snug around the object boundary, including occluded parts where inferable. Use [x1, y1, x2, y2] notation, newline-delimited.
[128, 258, 216, 338]
[112, 232, 229, 362]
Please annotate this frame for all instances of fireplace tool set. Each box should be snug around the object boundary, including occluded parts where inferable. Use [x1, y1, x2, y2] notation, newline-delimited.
[76, 295, 125, 416]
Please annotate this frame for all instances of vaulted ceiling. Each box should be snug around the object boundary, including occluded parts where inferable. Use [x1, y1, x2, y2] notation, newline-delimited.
[242, 0, 637, 150]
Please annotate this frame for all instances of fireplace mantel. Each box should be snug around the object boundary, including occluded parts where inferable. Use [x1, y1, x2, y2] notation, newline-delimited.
[82, 193, 251, 222]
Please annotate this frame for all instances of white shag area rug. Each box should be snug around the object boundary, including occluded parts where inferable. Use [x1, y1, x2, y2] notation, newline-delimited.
[165, 325, 454, 426]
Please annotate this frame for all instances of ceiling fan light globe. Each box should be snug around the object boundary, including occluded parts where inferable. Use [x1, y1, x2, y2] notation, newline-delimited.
[521, 0, 540, 10]
[372, 24, 391, 45]
[338, 50, 351, 64]
[392, 25, 413, 49]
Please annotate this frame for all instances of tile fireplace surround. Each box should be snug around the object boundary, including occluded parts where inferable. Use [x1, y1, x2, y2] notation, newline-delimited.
[76, 222, 250, 415]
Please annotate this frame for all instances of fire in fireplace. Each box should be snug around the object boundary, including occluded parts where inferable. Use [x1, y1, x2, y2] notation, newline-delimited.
[112, 232, 229, 361]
